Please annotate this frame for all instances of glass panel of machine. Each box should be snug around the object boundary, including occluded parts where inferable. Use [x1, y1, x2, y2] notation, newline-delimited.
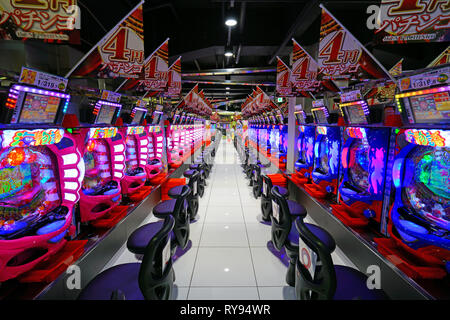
[409, 91, 450, 123]
[82, 140, 112, 195]
[19, 93, 60, 124]
[96, 105, 116, 124]
[314, 109, 328, 124]
[346, 104, 367, 124]
[0, 146, 60, 234]
[132, 110, 145, 125]
[318, 137, 330, 175]
[348, 140, 370, 194]
[125, 136, 138, 174]
[402, 146, 449, 231]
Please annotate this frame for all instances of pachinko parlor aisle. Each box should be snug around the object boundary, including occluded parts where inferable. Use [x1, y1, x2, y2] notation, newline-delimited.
[0, 0, 448, 308]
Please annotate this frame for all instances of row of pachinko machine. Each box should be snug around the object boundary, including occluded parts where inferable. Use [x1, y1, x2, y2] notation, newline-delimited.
[237, 65, 449, 298]
[0, 78, 214, 290]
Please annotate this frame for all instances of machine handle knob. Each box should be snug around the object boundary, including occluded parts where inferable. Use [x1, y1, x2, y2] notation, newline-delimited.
[326, 186, 333, 193]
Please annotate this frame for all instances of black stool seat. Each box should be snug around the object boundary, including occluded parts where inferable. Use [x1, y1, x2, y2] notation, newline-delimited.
[288, 222, 336, 252]
[168, 185, 184, 198]
[277, 187, 289, 197]
[78, 263, 144, 300]
[127, 221, 174, 255]
[333, 266, 387, 300]
[154, 199, 187, 216]
[287, 200, 307, 217]
[183, 170, 196, 178]
[190, 164, 201, 170]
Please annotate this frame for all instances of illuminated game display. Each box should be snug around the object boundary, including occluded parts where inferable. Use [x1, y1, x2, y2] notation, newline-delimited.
[304, 101, 341, 199]
[293, 109, 316, 185]
[331, 91, 391, 230]
[76, 98, 126, 224]
[120, 107, 149, 198]
[375, 66, 450, 282]
[146, 107, 166, 183]
[0, 84, 83, 282]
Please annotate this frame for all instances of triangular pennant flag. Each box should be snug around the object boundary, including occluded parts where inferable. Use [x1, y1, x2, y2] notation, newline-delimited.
[291, 39, 340, 94]
[389, 59, 403, 77]
[427, 46, 450, 68]
[117, 38, 170, 93]
[318, 4, 393, 81]
[165, 56, 182, 97]
[66, 1, 145, 79]
[276, 57, 293, 96]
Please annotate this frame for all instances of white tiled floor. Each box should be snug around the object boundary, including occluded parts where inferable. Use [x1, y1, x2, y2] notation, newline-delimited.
[104, 134, 357, 300]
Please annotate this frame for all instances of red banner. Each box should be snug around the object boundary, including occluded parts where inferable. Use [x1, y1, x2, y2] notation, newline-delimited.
[389, 58, 403, 76]
[428, 46, 450, 67]
[276, 57, 293, 96]
[292, 39, 339, 94]
[66, 1, 144, 79]
[318, 5, 392, 81]
[375, 0, 450, 44]
[165, 56, 182, 97]
[117, 38, 170, 93]
[0, 0, 80, 43]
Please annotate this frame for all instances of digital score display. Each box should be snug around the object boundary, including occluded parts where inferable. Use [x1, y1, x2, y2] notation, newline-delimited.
[409, 91, 450, 123]
[96, 105, 116, 124]
[19, 93, 60, 124]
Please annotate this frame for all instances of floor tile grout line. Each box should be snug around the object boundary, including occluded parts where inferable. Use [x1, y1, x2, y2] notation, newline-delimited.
[186, 142, 220, 299]
[234, 146, 262, 300]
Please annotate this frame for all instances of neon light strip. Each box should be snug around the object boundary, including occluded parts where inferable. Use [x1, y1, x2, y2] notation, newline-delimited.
[395, 85, 450, 98]
[12, 84, 70, 99]
[339, 100, 370, 116]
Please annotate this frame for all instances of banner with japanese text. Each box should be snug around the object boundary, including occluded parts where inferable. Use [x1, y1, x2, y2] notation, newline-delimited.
[291, 39, 340, 94]
[117, 38, 169, 93]
[389, 58, 403, 76]
[66, 1, 144, 78]
[375, 0, 450, 44]
[318, 4, 391, 81]
[276, 57, 293, 96]
[0, 0, 80, 43]
[165, 56, 182, 97]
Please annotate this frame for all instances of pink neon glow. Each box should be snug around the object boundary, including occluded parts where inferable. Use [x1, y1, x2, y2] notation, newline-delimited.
[370, 148, 385, 195]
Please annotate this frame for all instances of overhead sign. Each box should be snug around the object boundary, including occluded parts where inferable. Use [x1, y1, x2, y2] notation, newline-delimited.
[117, 38, 170, 93]
[66, 1, 145, 79]
[165, 56, 182, 97]
[276, 57, 293, 96]
[375, 0, 450, 44]
[19, 67, 68, 92]
[101, 90, 121, 103]
[0, 0, 80, 43]
[318, 4, 392, 81]
[397, 66, 450, 91]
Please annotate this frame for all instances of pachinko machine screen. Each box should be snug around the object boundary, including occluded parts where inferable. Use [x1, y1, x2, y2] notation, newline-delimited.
[18, 93, 60, 124]
[347, 139, 371, 194]
[0, 146, 60, 235]
[407, 91, 450, 123]
[345, 103, 367, 125]
[96, 104, 117, 124]
[132, 110, 146, 125]
[312, 108, 328, 124]
[402, 146, 449, 231]
[295, 111, 306, 124]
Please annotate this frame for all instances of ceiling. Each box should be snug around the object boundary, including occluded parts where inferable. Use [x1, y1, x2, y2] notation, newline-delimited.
[78, 0, 449, 111]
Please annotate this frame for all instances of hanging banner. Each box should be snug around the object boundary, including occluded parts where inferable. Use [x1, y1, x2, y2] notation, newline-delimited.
[276, 57, 293, 96]
[318, 5, 392, 81]
[165, 56, 182, 97]
[0, 0, 80, 43]
[117, 38, 169, 93]
[375, 0, 450, 44]
[291, 39, 340, 94]
[66, 1, 145, 79]
[389, 58, 403, 77]
[428, 46, 450, 67]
